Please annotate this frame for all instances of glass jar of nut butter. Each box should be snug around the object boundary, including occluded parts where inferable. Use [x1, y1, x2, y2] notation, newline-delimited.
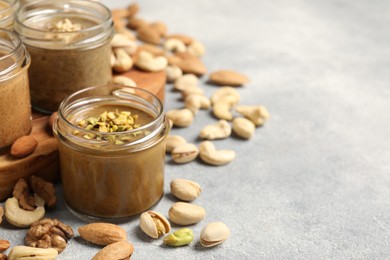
[53, 85, 170, 219]
[14, 0, 114, 113]
[0, 29, 31, 149]
[0, 0, 17, 30]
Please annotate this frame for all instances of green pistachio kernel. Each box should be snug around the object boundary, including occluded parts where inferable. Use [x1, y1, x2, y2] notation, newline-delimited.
[163, 228, 194, 247]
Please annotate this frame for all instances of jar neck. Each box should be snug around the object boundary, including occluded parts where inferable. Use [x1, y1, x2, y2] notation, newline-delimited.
[14, 0, 114, 50]
[0, 28, 30, 82]
[0, 0, 18, 30]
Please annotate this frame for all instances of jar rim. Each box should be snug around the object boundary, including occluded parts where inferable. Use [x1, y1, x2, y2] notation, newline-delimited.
[0, 0, 17, 16]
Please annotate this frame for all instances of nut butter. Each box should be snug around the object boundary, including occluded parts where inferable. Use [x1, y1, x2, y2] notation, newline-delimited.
[14, 0, 114, 113]
[53, 85, 170, 219]
[0, 29, 31, 149]
[0, 0, 17, 29]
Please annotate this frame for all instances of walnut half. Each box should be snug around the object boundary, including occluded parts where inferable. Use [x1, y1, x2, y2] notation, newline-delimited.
[25, 218, 74, 253]
[29, 176, 56, 207]
[12, 178, 36, 211]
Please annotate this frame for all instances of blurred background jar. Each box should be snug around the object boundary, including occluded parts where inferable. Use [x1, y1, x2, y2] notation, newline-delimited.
[0, 29, 31, 149]
[0, 0, 17, 29]
[14, 0, 114, 114]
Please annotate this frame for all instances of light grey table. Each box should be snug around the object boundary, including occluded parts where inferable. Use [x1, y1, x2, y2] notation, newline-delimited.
[3, 0, 390, 259]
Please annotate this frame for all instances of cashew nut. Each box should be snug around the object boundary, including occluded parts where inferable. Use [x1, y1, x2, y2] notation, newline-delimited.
[166, 135, 187, 153]
[166, 65, 183, 83]
[111, 33, 137, 55]
[171, 143, 199, 163]
[199, 120, 231, 140]
[166, 108, 194, 127]
[112, 76, 137, 87]
[232, 117, 255, 139]
[4, 197, 45, 228]
[187, 41, 205, 57]
[184, 94, 211, 114]
[8, 246, 58, 260]
[174, 74, 198, 91]
[211, 87, 240, 105]
[135, 50, 168, 72]
[212, 96, 237, 121]
[235, 105, 270, 126]
[113, 48, 133, 73]
[199, 141, 235, 166]
[164, 38, 187, 53]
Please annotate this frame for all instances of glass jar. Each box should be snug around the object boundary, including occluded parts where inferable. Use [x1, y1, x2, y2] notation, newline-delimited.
[0, 0, 17, 30]
[14, 0, 114, 113]
[0, 29, 31, 149]
[53, 85, 170, 219]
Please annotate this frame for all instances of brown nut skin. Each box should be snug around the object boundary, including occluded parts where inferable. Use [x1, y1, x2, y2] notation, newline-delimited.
[29, 175, 56, 208]
[10, 135, 38, 158]
[0, 240, 10, 253]
[13, 178, 36, 211]
[78, 223, 127, 246]
[92, 240, 134, 260]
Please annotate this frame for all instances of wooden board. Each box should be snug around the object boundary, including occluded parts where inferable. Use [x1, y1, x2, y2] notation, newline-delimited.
[0, 69, 166, 201]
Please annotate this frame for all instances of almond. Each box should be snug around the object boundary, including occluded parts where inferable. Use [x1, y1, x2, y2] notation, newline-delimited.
[10, 135, 38, 158]
[78, 223, 127, 246]
[0, 240, 10, 253]
[137, 25, 161, 45]
[92, 240, 134, 260]
[150, 21, 168, 37]
[127, 17, 147, 30]
[127, 3, 139, 18]
[168, 52, 207, 76]
[167, 34, 193, 45]
[209, 70, 249, 86]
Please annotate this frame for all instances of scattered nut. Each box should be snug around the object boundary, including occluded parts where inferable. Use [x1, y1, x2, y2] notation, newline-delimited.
[0, 240, 10, 253]
[166, 65, 183, 82]
[171, 143, 199, 164]
[199, 141, 235, 166]
[8, 246, 58, 260]
[211, 87, 240, 105]
[209, 70, 249, 86]
[187, 40, 205, 57]
[25, 218, 74, 253]
[174, 74, 198, 91]
[170, 178, 201, 202]
[181, 86, 204, 98]
[111, 33, 137, 54]
[235, 105, 270, 126]
[135, 51, 168, 72]
[212, 96, 237, 121]
[200, 222, 230, 248]
[92, 240, 134, 260]
[184, 94, 211, 114]
[10, 135, 38, 158]
[137, 25, 161, 45]
[164, 38, 186, 53]
[139, 211, 171, 239]
[199, 120, 231, 140]
[127, 17, 147, 30]
[166, 34, 193, 45]
[232, 117, 255, 139]
[78, 223, 127, 246]
[113, 48, 133, 73]
[29, 176, 56, 208]
[113, 75, 137, 87]
[165, 135, 187, 153]
[150, 21, 168, 37]
[4, 197, 45, 228]
[136, 44, 165, 58]
[168, 52, 207, 76]
[13, 178, 36, 211]
[127, 2, 139, 18]
[166, 108, 194, 127]
[163, 228, 194, 247]
[168, 202, 206, 225]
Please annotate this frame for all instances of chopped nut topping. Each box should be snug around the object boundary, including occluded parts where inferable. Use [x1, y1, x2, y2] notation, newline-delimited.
[47, 18, 83, 32]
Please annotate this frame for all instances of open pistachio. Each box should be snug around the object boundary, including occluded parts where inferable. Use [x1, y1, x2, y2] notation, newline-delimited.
[168, 202, 205, 225]
[200, 222, 230, 248]
[163, 228, 194, 247]
[139, 211, 171, 239]
[170, 178, 201, 202]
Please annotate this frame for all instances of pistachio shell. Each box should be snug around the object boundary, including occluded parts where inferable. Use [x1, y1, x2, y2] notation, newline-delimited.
[139, 211, 171, 238]
[200, 222, 230, 247]
[170, 178, 201, 201]
[168, 202, 205, 225]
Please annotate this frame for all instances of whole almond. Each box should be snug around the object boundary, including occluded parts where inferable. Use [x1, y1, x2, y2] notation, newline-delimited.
[209, 70, 249, 86]
[167, 34, 193, 45]
[10, 135, 38, 158]
[168, 52, 207, 76]
[0, 240, 10, 253]
[127, 17, 147, 30]
[78, 223, 127, 246]
[127, 3, 139, 18]
[150, 21, 168, 37]
[137, 25, 161, 45]
[92, 240, 134, 260]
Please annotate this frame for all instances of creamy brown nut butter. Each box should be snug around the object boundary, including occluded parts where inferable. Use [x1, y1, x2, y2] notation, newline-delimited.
[0, 29, 31, 149]
[53, 85, 170, 219]
[14, 0, 114, 113]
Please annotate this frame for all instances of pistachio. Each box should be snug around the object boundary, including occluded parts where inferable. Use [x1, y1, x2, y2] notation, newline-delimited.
[174, 74, 198, 91]
[166, 108, 194, 127]
[232, 117, 255, 139]
[199, 120, 231, 140]
[165, 135, 187, 153]
[139, 211, 171, 239]
[135, 50, 168, 72]
[112, 75, 137, 87]
[235, 105, 270, 126]
[199, 141, 235, 166]
[171, 143, 199, 164]
[168, 202, 206, 225]
[170, 178, 201, 202]
[163, 228, 194, 247]
[200, 222, 230, 248]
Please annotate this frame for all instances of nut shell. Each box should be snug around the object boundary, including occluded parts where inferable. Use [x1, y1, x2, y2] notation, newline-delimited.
[170, 179, 201, 201]
[200, 222, 230, 247]
[139, 211, 171, 239]
[168, 202, 205, 225]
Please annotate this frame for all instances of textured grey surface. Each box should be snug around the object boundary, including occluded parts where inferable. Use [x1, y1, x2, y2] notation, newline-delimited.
[2, 0, 390, 259]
